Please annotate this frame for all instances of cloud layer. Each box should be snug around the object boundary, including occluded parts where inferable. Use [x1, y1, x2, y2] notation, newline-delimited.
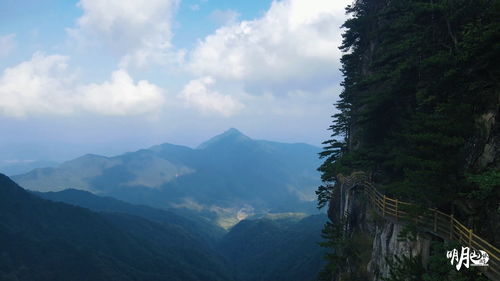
[188, 0, 347, 87]
[0, 0, 350, 121]
[70, 0, 181, 68]
[0, 53, 74, 117]
[180, 76, 244, 116]
[179, 0, 349, 117]
[79, 70, 166, 116]
[0, 53, 165, 118]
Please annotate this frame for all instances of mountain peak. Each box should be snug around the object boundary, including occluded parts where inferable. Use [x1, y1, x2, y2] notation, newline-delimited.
[197, 128, 252, 149]
[221, 128, 244, 137]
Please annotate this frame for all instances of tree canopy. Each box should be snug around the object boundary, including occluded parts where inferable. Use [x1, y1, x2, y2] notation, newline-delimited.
[318, 0, 500, 210]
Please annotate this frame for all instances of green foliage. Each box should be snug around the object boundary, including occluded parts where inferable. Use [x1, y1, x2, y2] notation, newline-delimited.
[315, 185, 333, 209]
[318, 220, 349, 278]
[318, 217, 365, 281]
[384, 255, 426, 281]
[317, 0, 500, 279]
[466, 169, 500, 200]
[318, 0, 500, 208]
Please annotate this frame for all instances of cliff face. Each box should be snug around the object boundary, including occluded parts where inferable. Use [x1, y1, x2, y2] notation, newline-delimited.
[468, 106, 500, 171]
[368, 222, 431, 279]
[466, 107, 500, 246]
[325, 103, 499, 281]
[319, 1, 500, 279]
[327, 180, 432, 281]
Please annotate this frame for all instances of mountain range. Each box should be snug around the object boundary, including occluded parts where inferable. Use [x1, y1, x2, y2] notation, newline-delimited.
[0, 173, 327, 281]
[13, 128, 322, 228]
[36, 188, 328, 281]
[0, 160, 58, 177]
[0, 173, 231, 281]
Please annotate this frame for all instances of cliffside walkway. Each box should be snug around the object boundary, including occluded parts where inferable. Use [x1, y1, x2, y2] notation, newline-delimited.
[337, 172, 500, 281]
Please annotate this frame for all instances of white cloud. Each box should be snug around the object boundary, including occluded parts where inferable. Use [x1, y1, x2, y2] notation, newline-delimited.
[180, 76, 244, 116]
[0, 53, 166, 118]
[70, 0, 181, 68]
[0, 34, 17, 58]
[178, 0, 351, 118]
[79, 69, 166, 116]
[0, 53, 75, 117]
[188, 0, 349, 86]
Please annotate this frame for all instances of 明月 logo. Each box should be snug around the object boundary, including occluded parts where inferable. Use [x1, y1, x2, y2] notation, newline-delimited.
[446, 246, 489, 270]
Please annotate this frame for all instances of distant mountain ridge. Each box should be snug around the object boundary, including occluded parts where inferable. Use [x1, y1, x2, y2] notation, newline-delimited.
[0, 160, 58, 176]
[34, 188, 226, 243]
[13, 129, 322, 227]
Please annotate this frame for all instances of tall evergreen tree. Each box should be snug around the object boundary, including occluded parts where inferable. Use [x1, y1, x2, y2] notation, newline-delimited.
[318, 0, 500, 279]
[318, 0, 500, 210]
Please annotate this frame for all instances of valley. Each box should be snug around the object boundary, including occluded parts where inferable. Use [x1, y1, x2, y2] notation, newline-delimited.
[12, 129, 322, 229]
[1, 129, 327, 281]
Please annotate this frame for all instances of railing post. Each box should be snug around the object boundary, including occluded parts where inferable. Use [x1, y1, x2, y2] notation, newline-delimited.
[433, 209, 437, 233]
[449, 214, 454, 240]
[395, 199, 398, 221]
[382, 195, 386, 217]
[468, 228, 473, 247]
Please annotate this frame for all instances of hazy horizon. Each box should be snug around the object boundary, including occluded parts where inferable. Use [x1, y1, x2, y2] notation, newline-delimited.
[0, 0, 350, 164]
[0, 127, 323, 164]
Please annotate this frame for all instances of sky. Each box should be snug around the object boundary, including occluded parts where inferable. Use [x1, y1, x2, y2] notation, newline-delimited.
[0, 0, 351, 163]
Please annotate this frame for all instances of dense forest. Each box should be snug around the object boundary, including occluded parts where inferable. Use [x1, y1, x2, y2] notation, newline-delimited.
[0, 173, 327, 281]
[317, 0, 499, 280]
[0, 174, 231, 281]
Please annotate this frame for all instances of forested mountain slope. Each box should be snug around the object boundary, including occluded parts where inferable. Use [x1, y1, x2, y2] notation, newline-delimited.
[317, 0, 500, 280]
[35, 188, 226, 243]
[0, 174, 231, 281]
[219, 214, 327, 281]
[2, 174, 328, 281]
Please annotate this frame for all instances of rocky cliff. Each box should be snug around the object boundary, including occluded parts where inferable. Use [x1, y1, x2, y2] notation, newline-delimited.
[326, 176, 432, 281]
[318, 1, 500, 279]
[324, 104, 499, 281]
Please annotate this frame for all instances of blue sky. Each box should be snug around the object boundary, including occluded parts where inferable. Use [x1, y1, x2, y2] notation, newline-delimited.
[0, 0, 351, 163]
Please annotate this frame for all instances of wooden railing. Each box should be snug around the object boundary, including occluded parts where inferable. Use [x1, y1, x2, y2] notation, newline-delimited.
[337, 172, 500, 281]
